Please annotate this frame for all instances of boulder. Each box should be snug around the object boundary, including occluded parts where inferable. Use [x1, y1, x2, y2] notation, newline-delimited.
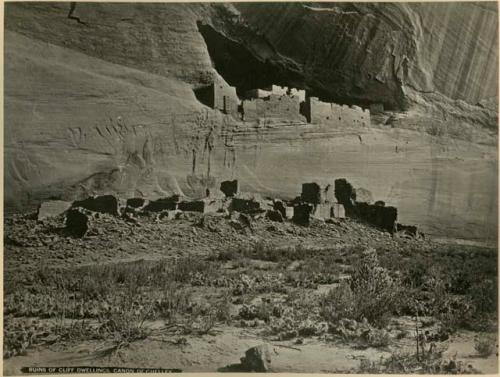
[266, 210, 284, 222]
[220, 180, 239, 197]
[65, 208, 90, 238]
[240, 344, 272, 372]
[37, 200, 71, 220]
[72, 195, 120, 216]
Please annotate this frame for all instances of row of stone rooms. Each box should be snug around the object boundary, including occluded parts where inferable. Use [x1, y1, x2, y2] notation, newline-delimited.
[195, 76, 379, 127]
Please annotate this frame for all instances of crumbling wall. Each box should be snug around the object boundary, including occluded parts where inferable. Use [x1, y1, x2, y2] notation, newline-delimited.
[306, 97, 370, 127]
[195, 76, 240, 117]
[213, 76, 240, 116]
[242, 94, 304, 122]
[370, 103, 384, 114]
[355, 202, 398, 233]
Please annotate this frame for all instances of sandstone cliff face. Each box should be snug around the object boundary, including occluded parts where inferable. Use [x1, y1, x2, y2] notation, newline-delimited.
[4, 2, 498, 242]
[232, 2, 498, 109]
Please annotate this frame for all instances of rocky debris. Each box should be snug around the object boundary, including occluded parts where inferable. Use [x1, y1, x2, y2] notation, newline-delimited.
[196, 214, 222, 232]
[293, 203, 313, 226]
[266, 210, 284, 222]
[65, 208, 90, 238]
[157, 210, 181, 221]
[396, 223, 423, 239]
[143, 195, 180, 212]
[240, 344, 272, 372]
[220, 180, 239, 197]
[230, 212, 253, 231]
[334, 179, 356, 212]
[37, 200, 71, 220]
[72, 195, 121, 216]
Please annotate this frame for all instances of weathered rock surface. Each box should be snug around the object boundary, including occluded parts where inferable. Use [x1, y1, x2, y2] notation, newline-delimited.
[4, 2, 498, 243]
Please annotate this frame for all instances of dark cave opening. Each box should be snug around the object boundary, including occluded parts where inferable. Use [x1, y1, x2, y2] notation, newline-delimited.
[196, 21, 400, 112]
[196, 21, 306, 98]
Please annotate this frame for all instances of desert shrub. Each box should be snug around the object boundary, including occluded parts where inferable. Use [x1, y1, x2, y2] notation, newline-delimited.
[153, 282, 193, 323]
[239, 302, 273, 322]
[467, 279, 497, 313]
[474, 336, 496, 358]
[436, 295, 476, 333]
[359, 351, 477, 374]
[330, 318, 390, 348]
[322, 248, 401, 327]
[320, 280, 355, 323]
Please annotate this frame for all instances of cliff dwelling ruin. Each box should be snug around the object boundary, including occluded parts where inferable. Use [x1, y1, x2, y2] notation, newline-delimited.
[196, 77, 372, 127]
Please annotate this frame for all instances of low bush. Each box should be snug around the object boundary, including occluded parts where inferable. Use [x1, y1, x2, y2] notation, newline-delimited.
[321, 248, 402, 327]
[474, 336, 496, 358]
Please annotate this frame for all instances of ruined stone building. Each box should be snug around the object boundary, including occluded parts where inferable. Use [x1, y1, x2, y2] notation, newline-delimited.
[369, 103, 384, 114]
[196, 78, 370, 127]
[194, 76, 240, 117]
[241, 85, 306, 122]
[304, 97, 371, 127]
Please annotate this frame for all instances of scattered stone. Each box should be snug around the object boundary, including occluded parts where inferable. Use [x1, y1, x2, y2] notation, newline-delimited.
[72, 195, 120, 216]
[196, 214, 220, 232]
[396, 223, 423, 239]
[220, 180, 239, 197]
[37, 200, 71, 220]
[240, 344, 272, 372]
[158, 210, 181, 221]
[65, 208, 90, 238]
[266, 210, 284, 222]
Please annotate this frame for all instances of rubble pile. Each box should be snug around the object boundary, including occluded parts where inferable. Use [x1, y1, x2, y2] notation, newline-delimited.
[27, 178, 421, 239]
